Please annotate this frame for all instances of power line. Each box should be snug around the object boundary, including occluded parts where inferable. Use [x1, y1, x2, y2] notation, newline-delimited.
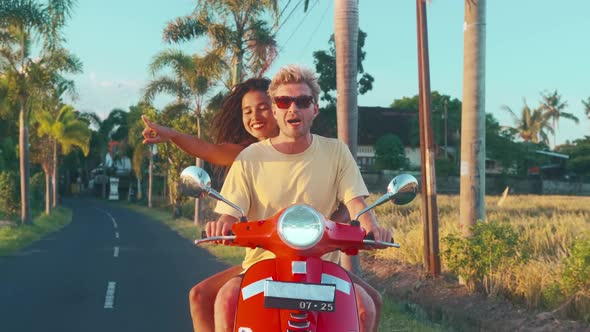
[279, 0, 319, 52]
[278, 0, 294, 22]
[275, 0, 304, 35]
[298, 0, 332, 59]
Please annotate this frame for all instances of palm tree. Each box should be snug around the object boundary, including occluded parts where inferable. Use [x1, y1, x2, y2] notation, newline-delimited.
[39, 75, 79, 208]
[28, 76, 76, 214]
[163, 0, 278, 85]
[459, 0, 486, 237]
[127, 103, 157, 203]
[333, 0, 359, 155]
[36, 105, 90, 212]
[330, 0, 360, 274]
[79, 111, 105, 191]
[144, 50, 224, 222]
[29, 134, 53, 214]
[540, 90, 579, 148]
[502, 99, 553, 145]
[80, 109, 128, 199]
[144, 50, 225, 123]
[0, 0, 77, 224]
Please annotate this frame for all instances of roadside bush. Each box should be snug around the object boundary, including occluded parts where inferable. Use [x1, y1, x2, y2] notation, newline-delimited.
[0, 171, 19, 220]
[563, 239, 590, 294]
[442, 221, 527, 295]
[541, 281, 566, 310]
[560, 239, 590, 322]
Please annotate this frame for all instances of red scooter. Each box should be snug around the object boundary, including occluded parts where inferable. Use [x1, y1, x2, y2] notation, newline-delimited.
[179, 166, 418, 332]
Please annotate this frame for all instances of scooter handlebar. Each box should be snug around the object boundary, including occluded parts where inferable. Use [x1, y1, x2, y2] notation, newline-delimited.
[194, 235, 236, 245]
[362, 239, 400, 248]
[363, 231, 400, 248]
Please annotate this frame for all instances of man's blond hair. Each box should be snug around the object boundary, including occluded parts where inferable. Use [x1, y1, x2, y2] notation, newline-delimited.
[268, 65, 320, 103]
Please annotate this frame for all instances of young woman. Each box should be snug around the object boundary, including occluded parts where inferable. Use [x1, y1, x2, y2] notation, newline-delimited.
[142, 78, 382, 332]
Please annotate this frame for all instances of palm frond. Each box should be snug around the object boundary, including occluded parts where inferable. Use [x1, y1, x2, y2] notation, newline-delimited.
[148, 49, 193, 77]
[35, 110, 54, 137]
[582, 97, 590, 118]
[206, 22, 235, 52]
[142, 77, 190, 103]
[163, 16, 207, 43]
[79, 111, 102, 129]
[0, 0, 47, 33]
[244, 19, 277, 76]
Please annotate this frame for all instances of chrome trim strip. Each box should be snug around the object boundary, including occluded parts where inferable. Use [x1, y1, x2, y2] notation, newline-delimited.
[292, 261, 307, 274]
[290, 312, 308, 319]
[288, 320, 311, 329]
[321, 273, 351, 295]
[264, 280, 335, 302]
[241, 277, 272, 300]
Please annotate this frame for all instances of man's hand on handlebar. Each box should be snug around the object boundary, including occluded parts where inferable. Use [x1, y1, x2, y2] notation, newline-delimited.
[205, 215, 238, 244]
[362, 222, 393, 249]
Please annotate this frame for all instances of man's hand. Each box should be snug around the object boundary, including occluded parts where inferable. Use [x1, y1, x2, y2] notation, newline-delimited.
[361, 221, 393, 245]
[141, 115, 178, 144]
[345, 196, 394, 248]
[205, 215, 238, 243]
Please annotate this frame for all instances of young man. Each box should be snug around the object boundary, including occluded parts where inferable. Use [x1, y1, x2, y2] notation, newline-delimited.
[205, 64, 391, 332]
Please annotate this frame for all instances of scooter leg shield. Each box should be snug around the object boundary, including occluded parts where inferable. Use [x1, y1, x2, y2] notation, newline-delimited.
[232, 259, 360, 332]
[315, 261, 360, 332]
[233, 260, 280, 332]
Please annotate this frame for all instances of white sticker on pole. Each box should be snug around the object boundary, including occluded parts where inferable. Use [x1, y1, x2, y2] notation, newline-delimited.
[460, 161, 469, 176]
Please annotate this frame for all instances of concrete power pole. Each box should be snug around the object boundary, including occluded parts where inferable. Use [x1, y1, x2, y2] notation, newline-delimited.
[460, 0, 487, 236]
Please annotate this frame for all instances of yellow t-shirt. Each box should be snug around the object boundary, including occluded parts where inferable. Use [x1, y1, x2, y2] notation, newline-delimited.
[214, 134, 369, 271]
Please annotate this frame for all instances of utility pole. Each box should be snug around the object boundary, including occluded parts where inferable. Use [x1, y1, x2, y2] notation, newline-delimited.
[416, 0, 441, 276]
[444, 98, 449, 158]
[460, 0, 486, 236]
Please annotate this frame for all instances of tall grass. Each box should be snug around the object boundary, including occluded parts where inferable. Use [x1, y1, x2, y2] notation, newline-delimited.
[130, 192, 590, 319]
[370, 193, 590, 315]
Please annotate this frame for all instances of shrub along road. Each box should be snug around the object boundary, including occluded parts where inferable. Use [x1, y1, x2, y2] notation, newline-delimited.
[0, 197, 229, 332]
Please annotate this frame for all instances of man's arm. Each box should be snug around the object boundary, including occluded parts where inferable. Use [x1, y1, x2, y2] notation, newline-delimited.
[344, 196, 392, 243]
[141, 115, 244, 166]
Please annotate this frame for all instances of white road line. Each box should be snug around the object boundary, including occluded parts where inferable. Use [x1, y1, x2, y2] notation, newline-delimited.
[113, 246, 119, 258]
[104, 281, 116, 309]
[94, 207, 118, 229]
[115, 232, 119, 239]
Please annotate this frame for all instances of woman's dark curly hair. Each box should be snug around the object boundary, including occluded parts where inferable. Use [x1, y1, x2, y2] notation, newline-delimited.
[211, 77, 271, 146]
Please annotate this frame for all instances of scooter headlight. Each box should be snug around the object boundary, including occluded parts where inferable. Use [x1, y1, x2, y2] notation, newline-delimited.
[277, 205, 325, 250]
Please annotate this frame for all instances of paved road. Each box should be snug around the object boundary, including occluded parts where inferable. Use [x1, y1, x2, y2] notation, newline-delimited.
[0, 197, 229, 332]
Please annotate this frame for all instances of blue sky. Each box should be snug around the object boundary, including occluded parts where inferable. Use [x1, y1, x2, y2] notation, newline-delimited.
[63, 0, 589, 146]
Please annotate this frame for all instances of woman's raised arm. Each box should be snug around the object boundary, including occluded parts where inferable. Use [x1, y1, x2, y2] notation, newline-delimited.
[141, 115, 244, 167]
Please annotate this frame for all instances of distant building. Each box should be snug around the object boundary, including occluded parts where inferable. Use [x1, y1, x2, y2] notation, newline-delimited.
[357, 106, 421, 170]
[533, 150, 569, 178]
[104, 141, 131, 176]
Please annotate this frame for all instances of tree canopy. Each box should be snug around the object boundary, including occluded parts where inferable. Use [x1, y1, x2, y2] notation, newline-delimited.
[374, 134, 407, 170]
[313, 29, 374, 104]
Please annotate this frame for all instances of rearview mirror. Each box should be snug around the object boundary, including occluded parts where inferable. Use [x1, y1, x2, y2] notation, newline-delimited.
[353, 174, 418, 221]
[179, 166, 246, 219]
[178, 166, 213, 199]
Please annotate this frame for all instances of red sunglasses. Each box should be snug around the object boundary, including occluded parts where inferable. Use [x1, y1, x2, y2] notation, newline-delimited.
[273, 95, 315, 109]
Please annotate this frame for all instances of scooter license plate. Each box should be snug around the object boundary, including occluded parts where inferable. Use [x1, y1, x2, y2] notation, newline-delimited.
[263, 280, 336, 312]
